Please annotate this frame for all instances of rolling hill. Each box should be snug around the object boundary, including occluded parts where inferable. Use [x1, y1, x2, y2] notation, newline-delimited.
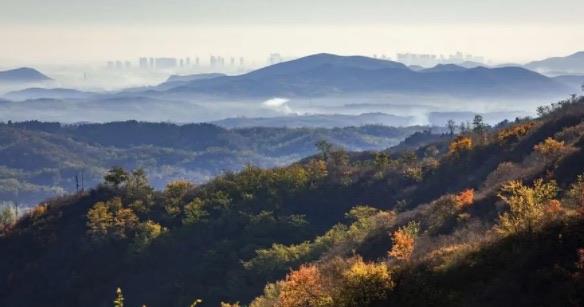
[1, 96, 583, 306]
[0, 67, 52, 83]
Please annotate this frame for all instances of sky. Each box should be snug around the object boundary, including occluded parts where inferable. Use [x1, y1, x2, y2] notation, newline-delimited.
[1, 0, 584, 65]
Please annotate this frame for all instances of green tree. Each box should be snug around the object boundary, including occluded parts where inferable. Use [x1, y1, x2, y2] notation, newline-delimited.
[182, 198, 209, 225]
[315, 140, 333, 161]
[131, 220, 165, 252]
[104, 167, 129, 188]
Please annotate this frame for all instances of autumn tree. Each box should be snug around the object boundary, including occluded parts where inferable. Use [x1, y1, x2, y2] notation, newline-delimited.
[564, 174, 584, 214]
[533, 137, 567, 162]
[130, 220, 165, 252]
[448, 136, 472, 156]
[278, 264, 333, 307]
[496, 179, 559, 235]
[389, 221, 419, 262]
[87, 197, 139, 242]
[339, 257, 394, 306]
[496, 122, 535, 143]
[455, 189, 474, 209]
[113, 287, 124, 307]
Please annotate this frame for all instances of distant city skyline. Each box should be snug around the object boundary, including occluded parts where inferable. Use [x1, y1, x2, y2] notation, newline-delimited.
[1, 1, 583, 66]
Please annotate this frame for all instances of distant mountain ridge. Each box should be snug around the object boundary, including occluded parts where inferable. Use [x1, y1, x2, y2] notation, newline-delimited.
[156, 53, 570, 99]
[4, 87, 96, 101]
[526, 51, 584, 75]
[0, 67, 52, 83]
[212, 112, 415, 128]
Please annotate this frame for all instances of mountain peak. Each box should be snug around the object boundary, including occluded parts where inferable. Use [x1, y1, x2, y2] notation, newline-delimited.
[0, 67, 52, 83]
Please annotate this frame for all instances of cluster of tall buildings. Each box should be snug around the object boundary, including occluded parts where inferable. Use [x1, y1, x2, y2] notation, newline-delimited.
[106, 56, 247, 71]
[396, 52, 485, 67]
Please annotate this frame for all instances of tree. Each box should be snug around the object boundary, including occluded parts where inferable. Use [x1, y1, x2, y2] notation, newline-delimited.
[564, 174, 584, 213]
[87, 197, 139, 242]
[87, 201, 114, 241]
[472, 114, 485, 134]
[389, 221, 419, 262]
[130, 220, 165, 252]
[113, 287, 124, 307]
[125, 168, 154, 204]
[104, 167, 129, 188]
[446, 119, 456, 136]
[315, 140, 333, 161]
[496, 179, 559, 235]
[0, 202, 16, 234]
[455, 189, 474, 209]
[278, 265, 333, 307]
[339, 258, 393, 306]
[163, 180, 194, 217]
[534, 137, 567, 162]
[448, 136, 472, 156]
[182, 198, 209, 225]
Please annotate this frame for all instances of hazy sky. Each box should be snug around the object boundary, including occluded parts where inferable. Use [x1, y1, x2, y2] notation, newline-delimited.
[1, 0, 584, 65]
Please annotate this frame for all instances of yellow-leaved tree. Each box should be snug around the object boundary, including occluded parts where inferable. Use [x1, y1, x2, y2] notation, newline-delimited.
[496, 179, 559, 235]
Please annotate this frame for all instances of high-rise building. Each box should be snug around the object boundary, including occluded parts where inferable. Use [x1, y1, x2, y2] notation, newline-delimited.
[139, 57, 149, 69]
[155, 58, 177, 69]
[269, 53, 283, 65]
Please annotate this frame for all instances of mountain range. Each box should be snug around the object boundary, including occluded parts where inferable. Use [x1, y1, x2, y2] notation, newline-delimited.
[0, 67, 51, 83]
[526, 51, 584, 75]
[154, 54, 570, 99]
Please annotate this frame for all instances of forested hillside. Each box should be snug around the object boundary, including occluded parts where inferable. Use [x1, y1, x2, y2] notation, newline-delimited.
[1, 97, 584, 306]
[0, 122, 424, 205]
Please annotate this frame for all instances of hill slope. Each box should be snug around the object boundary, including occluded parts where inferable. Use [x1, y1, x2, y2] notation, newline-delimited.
[1, 97, 584, 306]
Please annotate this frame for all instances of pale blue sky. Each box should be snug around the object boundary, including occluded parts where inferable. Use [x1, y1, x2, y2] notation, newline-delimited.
[1, 0, 583, 64]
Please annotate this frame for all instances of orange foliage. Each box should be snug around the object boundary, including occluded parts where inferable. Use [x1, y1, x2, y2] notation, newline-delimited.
[448, 136, 473, 156]
[455, 189, 474, 209]
[278, 265, 332, 307]
[31, 203, 48, 218]
[545, 199, 562, 214]
[496, 122, 535, 143]
[533, 137, 566, 158]
[389, 228, 415, 262]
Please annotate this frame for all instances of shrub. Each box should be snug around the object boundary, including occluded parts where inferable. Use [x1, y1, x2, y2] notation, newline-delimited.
[448, 136, 472, 156]
[389, 221, 419, 262]
[454, 189, 475, 209]
[496, 122, 535, 143]
[338, 258, 393, 306]
[496, 179, 559, 235]
[533, 137, 567, 161]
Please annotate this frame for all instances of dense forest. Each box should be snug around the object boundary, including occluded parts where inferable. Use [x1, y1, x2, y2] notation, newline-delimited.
[2, 96, 584, 306]
[0, 122, 425, 205]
